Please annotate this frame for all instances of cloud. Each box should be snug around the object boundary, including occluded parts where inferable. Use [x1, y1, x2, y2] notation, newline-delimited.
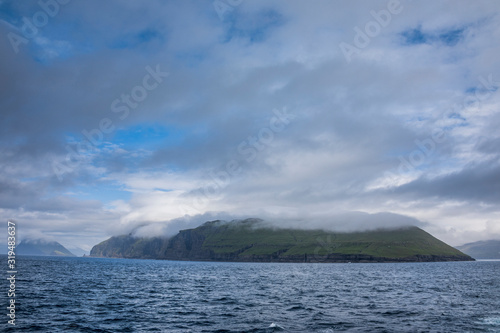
[391, 157, 500, 204]
[1, 0, 499, 250]
[262, 211, 425, 233]
[130, 211, 243, 238]
[130, 211, 424, 239]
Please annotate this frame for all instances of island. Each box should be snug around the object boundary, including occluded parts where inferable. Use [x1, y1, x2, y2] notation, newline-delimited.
[90, 218, 473, 263]
[17, 239, 75, 257]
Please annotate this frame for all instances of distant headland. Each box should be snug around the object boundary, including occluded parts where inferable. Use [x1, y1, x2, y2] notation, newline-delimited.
[17, 239, 75, 257]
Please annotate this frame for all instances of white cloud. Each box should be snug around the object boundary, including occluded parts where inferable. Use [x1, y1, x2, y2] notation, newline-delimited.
[1, 0, 499, 250]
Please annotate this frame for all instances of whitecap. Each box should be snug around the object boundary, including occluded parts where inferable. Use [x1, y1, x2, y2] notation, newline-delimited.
[269, 322, 285, 330]
[482, 316, 500, 326]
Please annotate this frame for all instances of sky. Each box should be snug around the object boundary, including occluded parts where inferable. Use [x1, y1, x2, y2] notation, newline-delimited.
[1, 0, 500, 252]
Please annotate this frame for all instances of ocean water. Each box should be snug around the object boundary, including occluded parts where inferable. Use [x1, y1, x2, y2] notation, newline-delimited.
[2, 256, 500, 332]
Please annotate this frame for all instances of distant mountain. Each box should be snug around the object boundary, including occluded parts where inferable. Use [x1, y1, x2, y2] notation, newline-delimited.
[17, 239, 75, 257]
[66, 246, 89, 257]
[91, 218, 473, 262]
[456, 240, 500, 259]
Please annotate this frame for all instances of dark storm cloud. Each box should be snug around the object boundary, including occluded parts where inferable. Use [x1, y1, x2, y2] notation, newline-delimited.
[392, 159, 500, 204]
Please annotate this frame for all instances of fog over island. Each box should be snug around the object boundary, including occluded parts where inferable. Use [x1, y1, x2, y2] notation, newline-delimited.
[1, 1, 499, 252]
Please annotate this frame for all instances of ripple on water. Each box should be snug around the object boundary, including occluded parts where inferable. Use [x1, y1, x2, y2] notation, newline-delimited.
[5, 257, 500, 332]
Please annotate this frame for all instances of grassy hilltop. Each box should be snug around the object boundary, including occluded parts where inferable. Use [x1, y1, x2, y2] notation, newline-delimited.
[90, 218, 473, 262]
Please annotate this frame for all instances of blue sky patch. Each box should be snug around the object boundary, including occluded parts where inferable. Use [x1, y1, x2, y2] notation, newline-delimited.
[438, 28, 464, 46]
[112, 123, 185, 150]
[401, 27, 428, 45]
[110, 28, 163, 49]
[223, 8, 285, 43]
[400, 26, 466, 47]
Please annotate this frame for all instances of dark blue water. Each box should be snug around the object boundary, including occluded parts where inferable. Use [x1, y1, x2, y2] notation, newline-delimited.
[2, 256, 499, 332]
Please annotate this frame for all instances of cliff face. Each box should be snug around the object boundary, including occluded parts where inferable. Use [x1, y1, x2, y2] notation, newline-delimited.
[90, 219, 474, 262]
[90, 235, 169, 259]
[163, 228, 212, 260]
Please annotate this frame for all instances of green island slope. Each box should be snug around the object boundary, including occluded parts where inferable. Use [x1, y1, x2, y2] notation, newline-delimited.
[90, 219, 473, 262]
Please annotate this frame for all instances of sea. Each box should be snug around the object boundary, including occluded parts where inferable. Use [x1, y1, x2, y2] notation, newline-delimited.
[2, 256, 500, 333]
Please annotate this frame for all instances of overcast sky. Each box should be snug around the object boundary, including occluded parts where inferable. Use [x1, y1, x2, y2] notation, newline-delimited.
[1, 0, 499, 251]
